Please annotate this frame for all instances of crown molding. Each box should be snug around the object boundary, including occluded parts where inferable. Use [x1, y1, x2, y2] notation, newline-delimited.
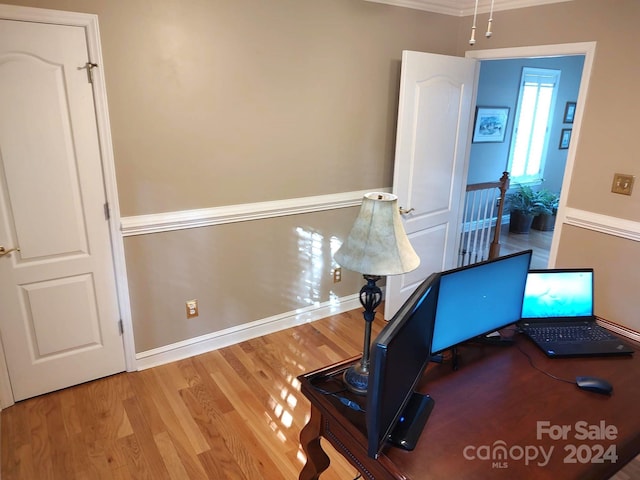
[363, 0, 573, 16]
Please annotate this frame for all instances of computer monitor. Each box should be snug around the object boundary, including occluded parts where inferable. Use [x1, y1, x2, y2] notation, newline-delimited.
[431, 250, 532, 354]
[521, 268, 594, 319]
[366, 272, 440, 459]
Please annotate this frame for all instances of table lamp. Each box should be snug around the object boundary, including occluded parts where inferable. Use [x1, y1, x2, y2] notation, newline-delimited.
[334, 192, 420, 394]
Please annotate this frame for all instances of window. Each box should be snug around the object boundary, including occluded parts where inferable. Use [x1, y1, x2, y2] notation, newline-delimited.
[508, 68, 561, 183]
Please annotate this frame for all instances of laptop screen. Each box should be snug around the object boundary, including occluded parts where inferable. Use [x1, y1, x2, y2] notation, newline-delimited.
[521, 269, 594, 320]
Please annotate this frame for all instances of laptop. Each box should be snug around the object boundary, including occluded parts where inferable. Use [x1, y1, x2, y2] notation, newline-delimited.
[518, 268, 634, 358]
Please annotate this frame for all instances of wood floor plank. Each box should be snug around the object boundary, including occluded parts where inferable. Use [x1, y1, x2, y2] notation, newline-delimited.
[197, 448, 241, 480]
[152, 363, 211, 454]
[160, 429, 210, 480]
[14, 444, 36, 480]
[1, 401, 29, 479]
[45, 395, 75, 480]
[209, 347, 303, 453]
[67, 430, 110, 480]
[179, 386, 247, 479]
[117, 433, 155, 480]
[128, 368, 208, 479]
[319, 438, 363, 480]
[153, 430, 193, 480]
[28, 397, 55, 480]
[223, 409, 294, 479]
[221, 342, 310, 433]
[58, 387, 82, 437]
[72, 379, 130, 472]
[127, 370, 172, 437]
[498, 223, 552, 268]
[121, 396, 172, 480]
[134, 371, 210, 476]
[104, 464, 133, 480]
[189, 356, 236, 414]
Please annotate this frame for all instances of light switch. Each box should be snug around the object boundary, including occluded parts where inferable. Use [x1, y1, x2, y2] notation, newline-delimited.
[611, 173, 635, 196]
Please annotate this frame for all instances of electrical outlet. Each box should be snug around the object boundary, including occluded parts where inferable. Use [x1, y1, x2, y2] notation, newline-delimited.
[186, 299, 199, 319]
[611, 173, 635, 196]
[333, 267, 342, 283]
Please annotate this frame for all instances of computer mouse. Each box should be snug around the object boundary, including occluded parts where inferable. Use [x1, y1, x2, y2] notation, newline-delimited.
[576, 376, 613, 395]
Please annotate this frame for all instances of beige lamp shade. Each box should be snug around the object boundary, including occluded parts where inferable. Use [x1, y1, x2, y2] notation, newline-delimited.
[335, 192, 420, 276]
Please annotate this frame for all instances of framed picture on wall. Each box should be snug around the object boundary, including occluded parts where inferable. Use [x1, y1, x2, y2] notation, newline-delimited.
[559, 128, 572, 149]
[563, 101, 576, 123]
[472, 107, 510, 143]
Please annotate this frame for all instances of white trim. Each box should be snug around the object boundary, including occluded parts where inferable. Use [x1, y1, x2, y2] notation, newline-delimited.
[597, 318, 640, 344]
[87, 19, 138, 373]
[466, 41, 598, 267]
[121, 188, 390, 236]
[0, 332, 14, 409]
[0, 5, 137, 409]
[136, 294, 363, 370]
[0, 4, 93, 23]
[563, 208, 640, 242]
[364, 0, 572, 16]
[464, 42, 597, 61]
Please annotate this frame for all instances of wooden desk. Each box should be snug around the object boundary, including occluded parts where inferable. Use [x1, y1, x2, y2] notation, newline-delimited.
[298, 333, 640, 480]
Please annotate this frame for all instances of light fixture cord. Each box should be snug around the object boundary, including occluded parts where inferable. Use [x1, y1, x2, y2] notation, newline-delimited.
[486, 0, 495, 38]
[469, 0, 479, 45]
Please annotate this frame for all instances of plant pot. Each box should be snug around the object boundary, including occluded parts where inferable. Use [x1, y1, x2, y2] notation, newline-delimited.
[509, 211, 534, 234]
[532, 213, 556, 231]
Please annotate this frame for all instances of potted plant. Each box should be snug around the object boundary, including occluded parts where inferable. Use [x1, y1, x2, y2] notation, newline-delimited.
[505, 184, 539, 234]
[532, 189, 559, 231]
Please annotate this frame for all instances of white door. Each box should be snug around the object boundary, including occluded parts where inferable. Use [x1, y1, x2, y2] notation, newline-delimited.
[0, 19, 125, 401]
[384, 51, 478, 319]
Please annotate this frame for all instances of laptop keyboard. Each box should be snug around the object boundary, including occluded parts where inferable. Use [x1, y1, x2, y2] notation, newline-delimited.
[525, 325, 618, 344]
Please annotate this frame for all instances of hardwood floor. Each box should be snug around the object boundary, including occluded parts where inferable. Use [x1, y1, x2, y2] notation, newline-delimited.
[2, 286, 638, 479]
[497, 223, 553, 269]
[1, 309, 383, 480]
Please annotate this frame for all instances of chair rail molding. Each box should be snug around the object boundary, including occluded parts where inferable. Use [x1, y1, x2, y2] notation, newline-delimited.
[120, 189, 391, 236]
[563, 207, 640, 242]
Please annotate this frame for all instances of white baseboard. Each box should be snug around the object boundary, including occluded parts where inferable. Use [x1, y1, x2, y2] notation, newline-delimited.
[596, 317, 640, 344]
[136, 294, 363, 370]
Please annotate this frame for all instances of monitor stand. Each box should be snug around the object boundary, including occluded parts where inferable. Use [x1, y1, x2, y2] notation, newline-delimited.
[474, 331, 515, 346]
[388, 392, 435, 451]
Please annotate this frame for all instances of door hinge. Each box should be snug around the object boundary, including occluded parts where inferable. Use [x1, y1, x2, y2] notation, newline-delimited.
[118, 319, 124, 335]
[104, 202, 110, 220]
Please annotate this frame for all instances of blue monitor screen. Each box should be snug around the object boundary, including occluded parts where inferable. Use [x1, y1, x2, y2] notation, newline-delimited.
[521, 269, 593, 319]
[431, 250, 532, 354]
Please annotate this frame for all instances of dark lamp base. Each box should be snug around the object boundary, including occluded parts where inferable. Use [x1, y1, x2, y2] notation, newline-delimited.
[343, 362, 368, 395]
[342, 274, 383, 396]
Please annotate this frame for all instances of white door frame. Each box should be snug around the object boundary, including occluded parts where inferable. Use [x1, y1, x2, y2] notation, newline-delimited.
[465, 41, 597, 268]
[0, 4, 136, 408]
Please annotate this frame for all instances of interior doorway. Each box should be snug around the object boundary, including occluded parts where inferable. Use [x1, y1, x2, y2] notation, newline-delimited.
[466, 42, 597, 268]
